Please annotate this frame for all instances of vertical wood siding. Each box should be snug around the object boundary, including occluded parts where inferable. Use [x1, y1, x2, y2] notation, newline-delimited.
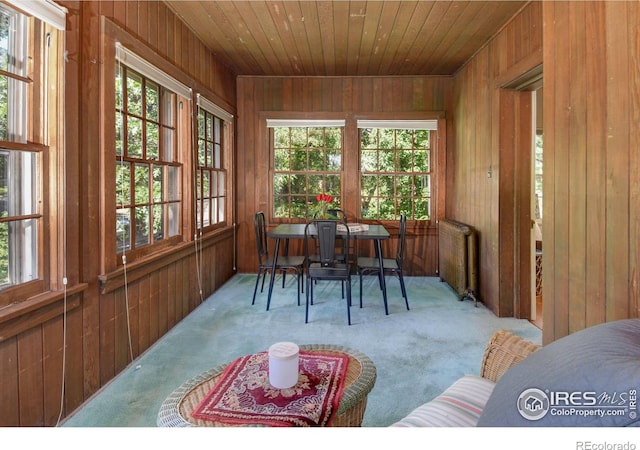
[452, 2, 542, 318]
[0, 1, 237, 426]
[235, 75, 453, 277]
[542, 1, 640, 344]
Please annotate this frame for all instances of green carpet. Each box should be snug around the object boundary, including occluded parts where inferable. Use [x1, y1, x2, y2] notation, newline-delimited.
[62, 273, 541, 427]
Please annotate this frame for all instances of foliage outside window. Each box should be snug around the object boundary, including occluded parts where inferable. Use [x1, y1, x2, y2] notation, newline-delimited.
[360, 127, 432, 220]
[115, 64, 181, 256]
[272, 126, 343, 219]
[0, 5, 40, 293]
[196, 107, 226, 230]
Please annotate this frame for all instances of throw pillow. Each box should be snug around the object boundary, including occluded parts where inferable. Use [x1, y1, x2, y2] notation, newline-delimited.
[477, 319, 640, 427]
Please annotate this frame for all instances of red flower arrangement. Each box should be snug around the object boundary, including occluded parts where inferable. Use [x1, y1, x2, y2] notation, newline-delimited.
[314, 193, 334, 219]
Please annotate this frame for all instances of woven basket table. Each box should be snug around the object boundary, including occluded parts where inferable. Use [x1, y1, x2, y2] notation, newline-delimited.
[157, 344, 377, 427]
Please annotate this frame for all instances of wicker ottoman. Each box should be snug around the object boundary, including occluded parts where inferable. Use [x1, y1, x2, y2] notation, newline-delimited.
[157, 344, 377, 427]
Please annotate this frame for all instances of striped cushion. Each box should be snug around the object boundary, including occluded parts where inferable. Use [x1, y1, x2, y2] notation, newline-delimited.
[391, 375, 496, 427]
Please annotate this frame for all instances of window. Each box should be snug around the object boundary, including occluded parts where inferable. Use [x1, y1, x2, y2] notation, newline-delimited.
[0, 1, 66, 304]
[115, 48, 189, 257]
[196, 96, 231, 231]
[359, 120, 435, 221]
[269, 120, 344, 219]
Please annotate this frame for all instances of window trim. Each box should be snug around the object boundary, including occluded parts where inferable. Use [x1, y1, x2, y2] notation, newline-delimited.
[196, 98, 231, 232]
[113, 51, 189, 263]
[268, 122, 345, 222]
[8, 0, 66, 30]
[0, 3, 64, 306]
[358, 121, 436, 221]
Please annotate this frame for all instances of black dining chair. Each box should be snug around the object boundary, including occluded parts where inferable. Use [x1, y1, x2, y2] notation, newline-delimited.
[252, 211, 305, 309]
[303, 218, 353, 325]
[357, 214, 410, 312]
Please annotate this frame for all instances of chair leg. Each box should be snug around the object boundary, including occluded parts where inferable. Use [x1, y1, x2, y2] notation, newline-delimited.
[297, 270, 301, 306]
[260, 270, 267, 292]
[399, 271, 410, 310]
[305, 276, 310, 323]
[359, 272, 363, 308]
[252, 271, 262, 305]
[346, 278, 352, 325]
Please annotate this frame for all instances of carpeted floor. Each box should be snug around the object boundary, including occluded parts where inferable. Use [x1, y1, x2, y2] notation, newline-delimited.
[62, 273, 541, 427]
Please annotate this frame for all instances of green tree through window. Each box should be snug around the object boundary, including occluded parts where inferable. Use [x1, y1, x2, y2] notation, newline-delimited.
[360, 127, 432, 220]
[115, 64, 181, 255]
[272, 126, 343, 219]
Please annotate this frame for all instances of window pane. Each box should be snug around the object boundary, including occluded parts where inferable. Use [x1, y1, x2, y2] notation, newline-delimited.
[115, 111, 124, 156]
[162, 128, 174, 162]
[168, 166, 179, 201]
[0, 218, 38, 288]
[272, 126, 342, 219]
[359, 127, 433, 220]
[152, 166, 163, 202]
[153, 204, 164, 241]
[134, 206, 150, 247]
[202, 198, 210, 226]
[291, 149, 307, 171]
[0, 75, 8, 140]
[361, 150, 377, 172]
[217, 197, 225, 222]
[126, 72, 143, 116]
[218, 172, 225, 196]
[135, 163, 150, 204]
[146, 82, 159, 121]
[274, 174, 290, 196]
[161, 90, 174, 127]
[168, 202, 179, 236]
[0, 9, 11, 72]
[115, 161, 131, 206]
[308, 149, 323, 170]
[116, 208, 131, 253]
[127, 116, 143, 158]
[215, 143, 221, 168]
[147, 122, 159, 160]
[274, 149, 290, 171]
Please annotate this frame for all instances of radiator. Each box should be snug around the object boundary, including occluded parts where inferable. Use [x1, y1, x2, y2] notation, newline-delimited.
[438, 219, 479, 306]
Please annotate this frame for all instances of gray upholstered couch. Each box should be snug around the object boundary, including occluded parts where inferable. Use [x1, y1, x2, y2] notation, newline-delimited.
[392, 319, 640, 427]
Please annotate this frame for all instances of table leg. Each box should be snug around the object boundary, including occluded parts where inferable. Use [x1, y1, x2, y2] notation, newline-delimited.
[267, 238, 281, 311]
[375, 239, 389, 315]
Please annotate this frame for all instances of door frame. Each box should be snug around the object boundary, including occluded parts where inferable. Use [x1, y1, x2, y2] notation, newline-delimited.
[497, 66, 543, 319]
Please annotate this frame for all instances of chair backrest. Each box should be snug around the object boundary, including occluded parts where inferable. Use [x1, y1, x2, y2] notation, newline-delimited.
[328, 208, 347, 222]
[305, 219, 350, 268]
[254, 211, 268, 265]
[396, 214, 407, 264]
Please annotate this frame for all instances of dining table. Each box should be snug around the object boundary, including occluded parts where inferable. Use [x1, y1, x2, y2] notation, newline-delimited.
[266, 223, 391, 316]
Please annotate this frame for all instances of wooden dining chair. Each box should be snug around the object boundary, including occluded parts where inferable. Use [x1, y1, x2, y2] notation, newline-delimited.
[357, 214, 410, 312]
[252, 211, 305, 310]
[303, 218, 353, 325]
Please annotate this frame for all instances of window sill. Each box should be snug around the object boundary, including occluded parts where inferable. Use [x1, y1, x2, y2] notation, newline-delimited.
[99, 226, 234, 294]
[0, 283, 88, 343]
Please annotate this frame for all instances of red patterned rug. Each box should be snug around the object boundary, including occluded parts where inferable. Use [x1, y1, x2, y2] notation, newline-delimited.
[191, 350, 350, 427]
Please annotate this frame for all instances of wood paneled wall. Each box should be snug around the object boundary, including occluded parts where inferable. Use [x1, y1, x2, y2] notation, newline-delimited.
[0, 1, 237, 426]
[451, 2, 542, 318]
[235, 76, 453, 276]
[541, 1, 639, 344]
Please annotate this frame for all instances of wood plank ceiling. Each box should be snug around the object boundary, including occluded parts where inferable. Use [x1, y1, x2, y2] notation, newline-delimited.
[164, 1, 528, 76]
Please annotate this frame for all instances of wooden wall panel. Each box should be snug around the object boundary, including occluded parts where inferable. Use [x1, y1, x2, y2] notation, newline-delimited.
[451, 3, 542, 317]
[236, 75, 452, 276]
[0, 0, 237, 426]
[540, 1, 639, 344]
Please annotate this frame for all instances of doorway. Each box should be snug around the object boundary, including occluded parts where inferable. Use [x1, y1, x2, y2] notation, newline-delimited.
[531, 88, 543, 329]
[497, 64, 542, 325]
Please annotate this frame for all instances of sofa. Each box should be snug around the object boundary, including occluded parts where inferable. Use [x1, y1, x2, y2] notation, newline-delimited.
[392, 319, 640, 427]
